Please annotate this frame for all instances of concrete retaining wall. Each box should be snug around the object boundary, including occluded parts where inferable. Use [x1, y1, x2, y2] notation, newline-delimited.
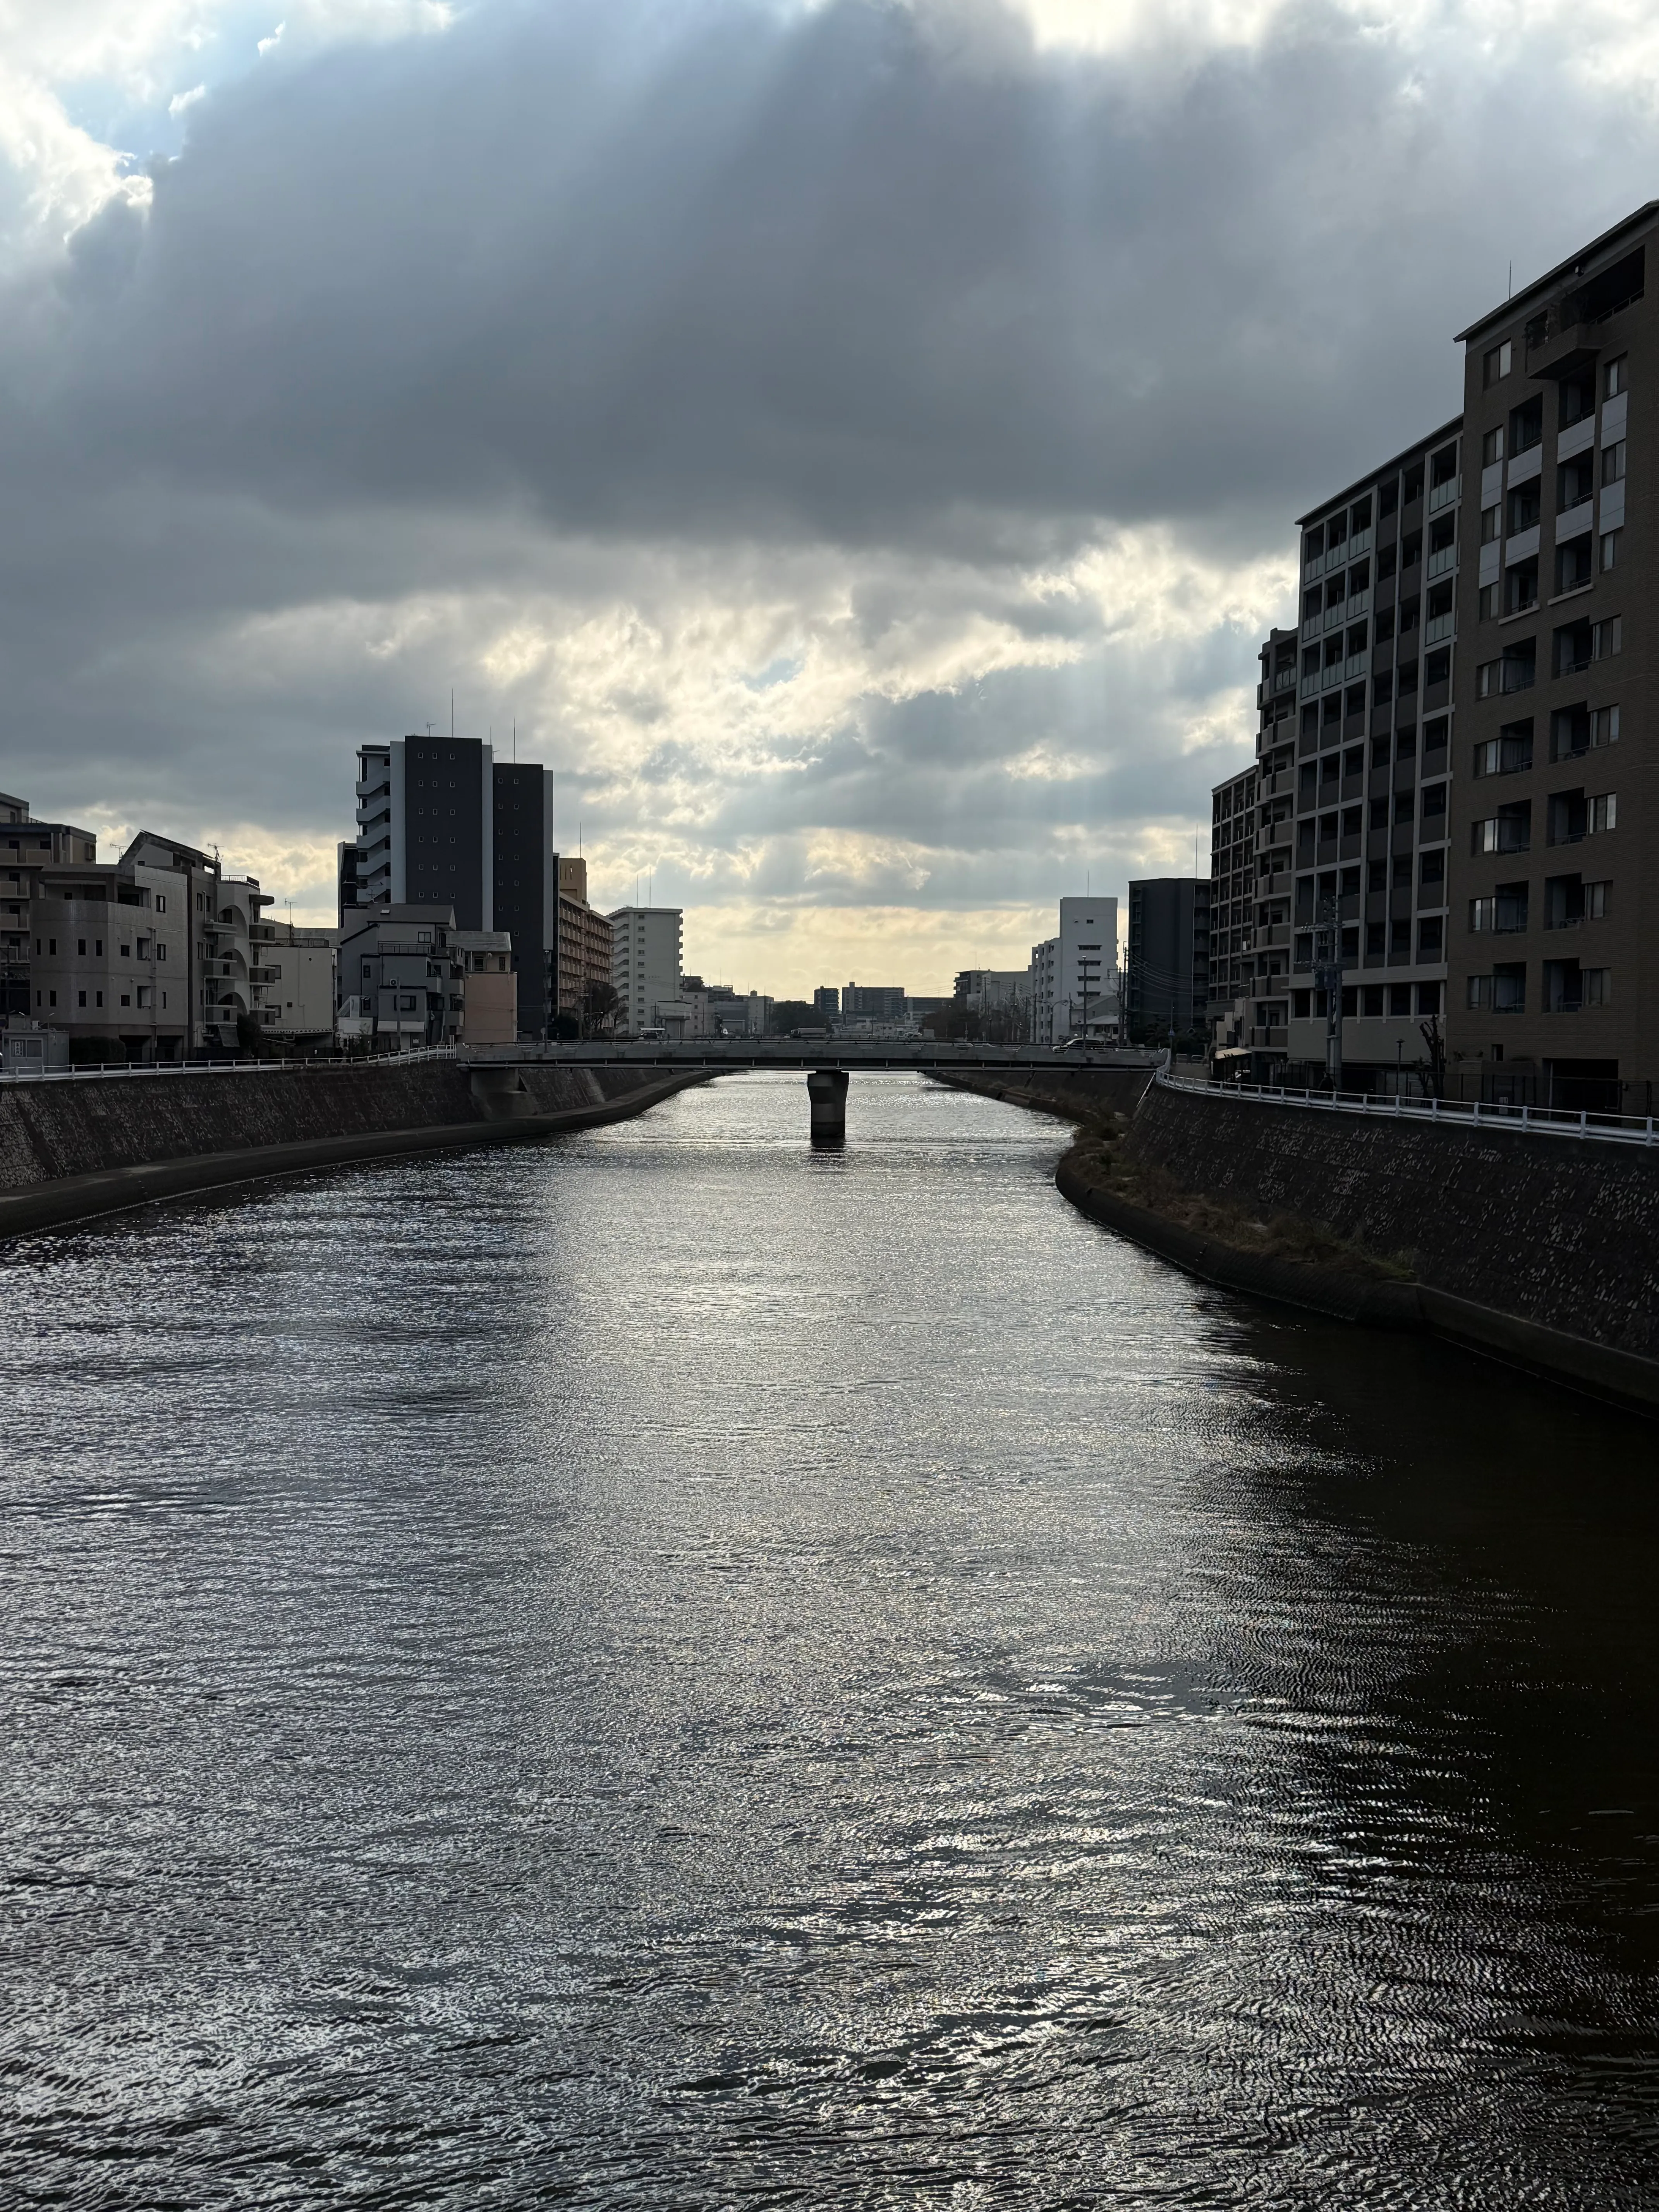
[929, 1066, 1156, 1120]
[1121, 1084, 1659, 1362]
[0, 1060, 702, 1238]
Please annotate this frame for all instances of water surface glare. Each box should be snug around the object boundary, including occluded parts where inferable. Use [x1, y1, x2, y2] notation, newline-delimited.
[3, 1071, 1657, 2207]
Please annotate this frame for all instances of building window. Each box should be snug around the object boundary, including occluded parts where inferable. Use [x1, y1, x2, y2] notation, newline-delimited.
[1482, 426, 1504, 466]
[1483, 340, 1513, 386]
[1593, 615, 1622, 660]
[1467, 966, 1526, 1012]
[1605, 356, 1626, 399]
[77, 990, 86, 1007]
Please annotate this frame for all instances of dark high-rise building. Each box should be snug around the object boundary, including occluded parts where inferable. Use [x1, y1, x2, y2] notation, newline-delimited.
[492, 763, 555, 1039]
[1125, 879, 1210, 1042]
[344, 737, 557, 1039]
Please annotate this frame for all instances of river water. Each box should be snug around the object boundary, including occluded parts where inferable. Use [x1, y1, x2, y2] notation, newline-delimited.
[2, 1071, 1657, 2208]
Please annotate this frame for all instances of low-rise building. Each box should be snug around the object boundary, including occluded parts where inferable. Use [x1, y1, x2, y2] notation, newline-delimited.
[2, 795, 100, 1025]
[453, 929, 517, 1044]
[257, 924, 338, 1044]
[337, 904, 470, 1048]
[27, 854, 192, 1059]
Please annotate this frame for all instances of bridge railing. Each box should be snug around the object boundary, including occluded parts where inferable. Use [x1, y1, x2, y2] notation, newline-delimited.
[0, 1046, 459, 1087]
[1158, 1068, 1659, 1148]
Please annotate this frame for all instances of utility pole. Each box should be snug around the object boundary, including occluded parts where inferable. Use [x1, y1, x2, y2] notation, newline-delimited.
[1314, 893, 1344, 1093]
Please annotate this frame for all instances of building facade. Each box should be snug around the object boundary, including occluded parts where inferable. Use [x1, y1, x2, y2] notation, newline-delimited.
[553, 857, 614, 1029]
[609, 906, 684, 1036]
[1207, 763, 1259, 1060]
[259, 924, 338, 1042]
[343, 738, 559, 1038]
[2, 796, 100, 1025]
[337, 905, 469, 1048]
[1027, 898, 1120, 1047]
[1447, 204, 1656, 1110]
[1125, 880, 1210, 1044]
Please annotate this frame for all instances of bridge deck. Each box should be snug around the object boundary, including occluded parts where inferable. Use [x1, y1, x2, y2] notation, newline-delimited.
[459, 1044, 1161, 1073]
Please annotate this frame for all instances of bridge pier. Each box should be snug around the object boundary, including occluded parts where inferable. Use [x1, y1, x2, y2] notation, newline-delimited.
[807, 1068, 848, 1145]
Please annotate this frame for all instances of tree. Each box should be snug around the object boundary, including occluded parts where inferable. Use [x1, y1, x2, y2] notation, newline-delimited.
[769, 1000, 816, 1034]
[581, 979, 620, 1037]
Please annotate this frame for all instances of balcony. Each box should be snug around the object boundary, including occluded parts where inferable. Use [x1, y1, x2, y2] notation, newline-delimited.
[1428, 475, 1461, 512]
[1425, 613, 1455, 646]
[1426, 545, 1456, 581]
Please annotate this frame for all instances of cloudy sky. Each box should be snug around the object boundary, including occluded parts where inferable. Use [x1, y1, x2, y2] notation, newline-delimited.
[2, 0, 1655, 993]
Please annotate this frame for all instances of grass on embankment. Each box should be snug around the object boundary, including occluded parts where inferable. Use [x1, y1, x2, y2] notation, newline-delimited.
[1060, 1115, 1417, 1283]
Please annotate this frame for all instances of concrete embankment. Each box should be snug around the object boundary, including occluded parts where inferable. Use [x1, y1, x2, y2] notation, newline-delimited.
[946, 1065, 1659, 1416]
[0, 1059, 705, 1239]
[928, 1064, 1158, 1121]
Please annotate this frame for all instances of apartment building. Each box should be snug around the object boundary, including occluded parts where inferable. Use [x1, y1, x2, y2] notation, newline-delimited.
[1285, 426, 1461, 1086]
[1, 796, 100, 1023]
[26, 854, 191, 1058]
[1219, 422, 1462, 1088]
[126, 832, 271, 1054]
[343, 737, 559, 1038]
[842, 983, 907, 1020]
[552, 857, 614, 1029]
[1448, 205, 1655, 1111]
[609, 906, 683, 1036]
[1125, 879, 1209, 1044]
[260, 924, 338, 1043]
[1028, 899, 1120, 1047]
[337, 905, 470, 1048]
[1207, 763, 1258, 1058]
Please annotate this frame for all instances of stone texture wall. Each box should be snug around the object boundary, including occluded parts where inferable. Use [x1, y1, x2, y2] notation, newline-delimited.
[0, 1060, 651, 1193]
[1123, 1084, 1659, 1359]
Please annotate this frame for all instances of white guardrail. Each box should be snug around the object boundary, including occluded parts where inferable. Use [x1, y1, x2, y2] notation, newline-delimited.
[1161, 1068, 1659, 1148]
[0, 1046, 459, 1086]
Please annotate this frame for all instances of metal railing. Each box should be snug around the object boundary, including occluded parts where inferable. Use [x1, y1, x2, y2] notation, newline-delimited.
[1160, 1068, 1659, 1147]
[0, 1046, 459, 1086]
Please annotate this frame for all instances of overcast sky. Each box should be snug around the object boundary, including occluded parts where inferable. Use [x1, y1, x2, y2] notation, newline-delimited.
[1, 0, 1655, 992]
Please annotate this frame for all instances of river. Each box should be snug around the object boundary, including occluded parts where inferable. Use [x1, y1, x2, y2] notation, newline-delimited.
[2, 1070, 1656, 2207]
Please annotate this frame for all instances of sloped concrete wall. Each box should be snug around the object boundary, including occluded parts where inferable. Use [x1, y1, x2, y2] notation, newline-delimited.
[1123, 1084, 1659, 1360]
[0, 1060, 651, 1191]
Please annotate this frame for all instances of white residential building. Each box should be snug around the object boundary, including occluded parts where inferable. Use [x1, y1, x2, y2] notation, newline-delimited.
[259, 924, 338, 1042]
[608, 906, 684, 1037]
[1028, 897, 1120, 1046]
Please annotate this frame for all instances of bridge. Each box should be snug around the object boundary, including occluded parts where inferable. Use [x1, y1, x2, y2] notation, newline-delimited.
[459, 1040, 1160, 1140]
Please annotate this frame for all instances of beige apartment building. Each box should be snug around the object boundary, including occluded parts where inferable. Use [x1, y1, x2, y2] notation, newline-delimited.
[1448, 204, 1656, 1113]
[27, 854, 192, 1058]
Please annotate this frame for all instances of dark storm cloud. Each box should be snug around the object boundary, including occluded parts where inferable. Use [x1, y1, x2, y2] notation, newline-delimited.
[9, 0, 1592, 554]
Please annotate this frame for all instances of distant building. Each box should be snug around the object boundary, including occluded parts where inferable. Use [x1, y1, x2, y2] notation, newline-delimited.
[260, 923, 338, 1043]
[843, 982, 905, 1020]
[812, 986, 840, 1017]
[1125, 880, 1210, 1043]
[1207, 764, 1260, 1067]
[452, 929, 517, 1044]
[125, 831, 271, 1054]
[609, 906, 683, 1036]
[1, 796, 101, 1025]
[1028, 898, 1120, 1046]
[25, 853, 191, 1060]
[343, 736, 558, 1039]
[337, 904, 470, 1049]
[553, 857, 613, 1029]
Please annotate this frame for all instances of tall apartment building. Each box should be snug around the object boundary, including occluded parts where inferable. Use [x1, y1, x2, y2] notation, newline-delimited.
[1028, 898, 1120, 1047]
[1207, 763, 1258, 1058]
[552, 856, 614, 1029]
[343, 737, 559, 1039]
[1448, 205, 1655, 1111]
[1125, 879, 1209, 1043]
[609, 906, 683, 1035]
[1220, 423, 1462, 1087]
[125, 832, 271, 1054]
